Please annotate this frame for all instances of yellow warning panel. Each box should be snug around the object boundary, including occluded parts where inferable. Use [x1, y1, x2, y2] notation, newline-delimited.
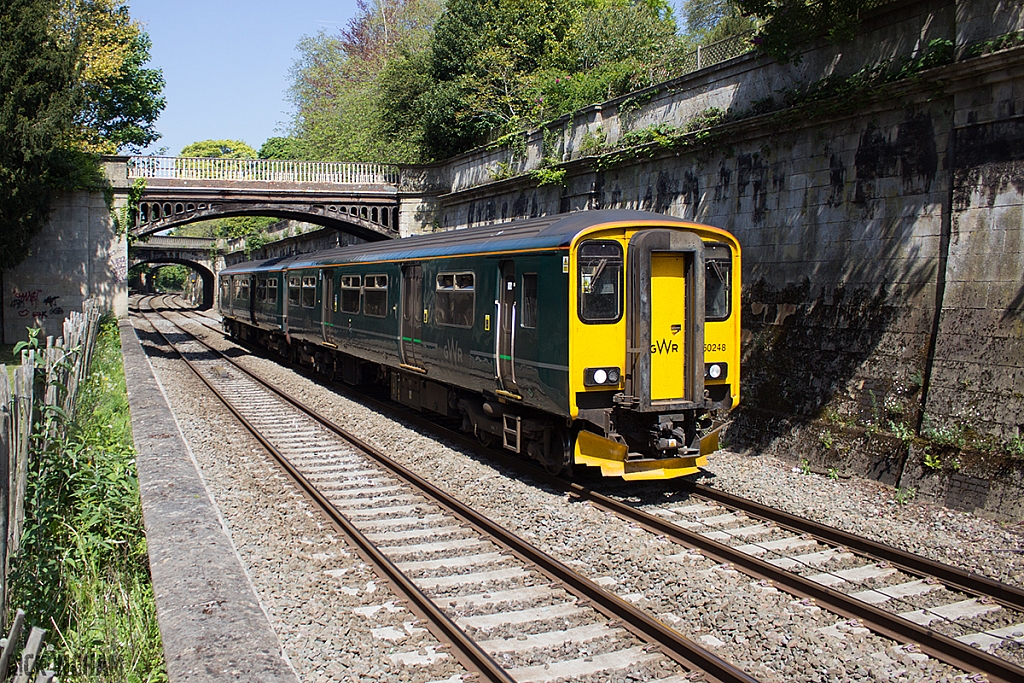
[649, 253, 685, 401]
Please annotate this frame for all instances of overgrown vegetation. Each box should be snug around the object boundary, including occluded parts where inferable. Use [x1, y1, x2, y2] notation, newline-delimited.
[279, 0, 755, 163]
[7, 317, 166, 681]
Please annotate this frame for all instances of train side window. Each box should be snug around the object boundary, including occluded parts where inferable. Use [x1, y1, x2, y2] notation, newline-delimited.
[288, 276, 301, 306]
[435, 271, 474, 327]
[256, 278, 267, 302]
[267, 279, 278, 304]
[220, 279, 229, 303]
[578, 240, 623, 323]
[521, 273, 537, 329]
[364, 274, 388, 317]
[341, 274, 361, 314]
[705, 243, 732, 322]
[238, 278, 250, 302]
[301, 276, 317, 308]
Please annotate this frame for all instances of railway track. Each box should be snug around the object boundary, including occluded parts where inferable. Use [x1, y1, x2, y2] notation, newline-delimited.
[136, 296, 758, 683]
[155, 296, 1024, 682]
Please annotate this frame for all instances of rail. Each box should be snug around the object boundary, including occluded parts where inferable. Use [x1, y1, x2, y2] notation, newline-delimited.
[127, 157, 400, 185]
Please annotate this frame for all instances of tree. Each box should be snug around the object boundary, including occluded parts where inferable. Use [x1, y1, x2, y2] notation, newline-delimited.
[681, 0, 756, 44]
[0, 0, 82, 270]
[259, 136, 303, 159]
[1, 0, 164, 272]
[179, 139, 257, 158]
[66, 0, 166, 153]
[736, 0, 868, 63]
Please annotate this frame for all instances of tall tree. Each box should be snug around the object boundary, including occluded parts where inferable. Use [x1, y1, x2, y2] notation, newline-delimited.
[0, 0, 81, 270]
[179, 138, 256, 158]
[66, 0, 165, 153]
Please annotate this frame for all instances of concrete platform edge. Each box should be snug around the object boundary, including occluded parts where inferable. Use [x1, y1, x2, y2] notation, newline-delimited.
[119, 319, 299, 682]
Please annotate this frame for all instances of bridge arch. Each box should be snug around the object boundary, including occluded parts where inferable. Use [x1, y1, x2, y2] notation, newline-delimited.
[128, 156, 401, 241]
[129, 258, 216, 310]
[134, 206, 397, 242]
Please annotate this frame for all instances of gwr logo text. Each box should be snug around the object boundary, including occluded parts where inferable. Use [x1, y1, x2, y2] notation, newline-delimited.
[651, 339, 679, 354]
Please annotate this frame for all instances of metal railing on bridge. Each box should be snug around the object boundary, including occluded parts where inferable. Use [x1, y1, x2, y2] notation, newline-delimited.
[128, 156, 399, 185]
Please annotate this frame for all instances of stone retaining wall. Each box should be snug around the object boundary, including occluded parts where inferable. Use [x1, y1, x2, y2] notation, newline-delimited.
[402, 0, 1024, 517]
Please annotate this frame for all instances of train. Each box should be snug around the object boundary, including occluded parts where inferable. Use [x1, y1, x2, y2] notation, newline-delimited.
[218, 209, 741, 480]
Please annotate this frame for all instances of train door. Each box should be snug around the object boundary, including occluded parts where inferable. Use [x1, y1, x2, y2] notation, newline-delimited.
[624, 230, 704, 411]
[649, 254, 685, 401]
[495, 260, 519, 397]
[321, 268, 336, 345]
[400, 264, 424, 370]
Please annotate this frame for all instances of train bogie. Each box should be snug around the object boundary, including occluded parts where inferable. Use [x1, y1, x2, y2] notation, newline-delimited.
[219, 210, 741, 481]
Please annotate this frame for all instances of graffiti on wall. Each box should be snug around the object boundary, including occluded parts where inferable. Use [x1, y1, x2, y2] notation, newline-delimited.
[8, 288, 63, 320]
[110, 255, 128, 283]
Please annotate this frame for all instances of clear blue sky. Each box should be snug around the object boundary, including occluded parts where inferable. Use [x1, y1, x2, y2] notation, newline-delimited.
[130, 0, 359, 157]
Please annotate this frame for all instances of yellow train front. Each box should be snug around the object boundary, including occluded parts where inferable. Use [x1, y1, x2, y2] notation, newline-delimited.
[218, 209, 740, 481]
[566, 213, 741, 480]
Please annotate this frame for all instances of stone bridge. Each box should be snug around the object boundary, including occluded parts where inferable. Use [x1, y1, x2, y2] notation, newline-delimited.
[129, 236, 220, 309]
[128, 157, 401, 241]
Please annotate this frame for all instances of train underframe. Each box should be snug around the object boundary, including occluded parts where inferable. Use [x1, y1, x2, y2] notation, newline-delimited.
[225, 319, 709, 477]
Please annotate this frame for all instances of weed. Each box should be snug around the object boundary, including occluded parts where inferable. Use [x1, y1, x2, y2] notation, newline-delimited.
[894, 486, 917, 505]
[828, 468, 839, 481]
[528, 166, 567, 187]
[888, 420, 915, 443]
[922, 419, 966, 449]
[7, 315, 166, 680]
[578, 128, 607, 157]
[1007, 435, 1024, 458]
[923, 450, 942, 471]
[819, 429, 834, 450]
[800, 458, 812, 475]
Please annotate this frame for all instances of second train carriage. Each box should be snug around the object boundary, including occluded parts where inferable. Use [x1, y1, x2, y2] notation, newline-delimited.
[218, 210, 741, 480]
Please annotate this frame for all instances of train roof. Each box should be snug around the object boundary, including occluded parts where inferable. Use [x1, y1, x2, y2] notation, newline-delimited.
[220, 209, 694, 274]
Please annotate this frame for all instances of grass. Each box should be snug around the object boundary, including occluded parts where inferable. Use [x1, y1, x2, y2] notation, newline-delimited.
[6, 316, 167, 682]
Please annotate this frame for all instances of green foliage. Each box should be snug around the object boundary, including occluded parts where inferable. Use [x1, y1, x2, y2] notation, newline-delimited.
[7, 316, 165, 680]
[819, 429, 834, 450]
[887, 420, 914, 443]
[578, 128, 607, 156]
[110, 176, 146, 238]
[894, 486, 916, 505]
[922, 419, 966, 449]
[923, 450, 942, 471]
[738, 0, 874, 64]
[1008, 435, 1024, 459]
[682, 0, 757, 44]
[968, 29, 1024, 58]
[258, 136, 303, 159]
[827, 467, 839, 481]
[153, 264, 187, 291]
[527, 166, 567, 186]
[799, 458, 811, 475]
[71, 0, 165, 153]
[0, 0, 81, 271]
[179, 139, 256, 158]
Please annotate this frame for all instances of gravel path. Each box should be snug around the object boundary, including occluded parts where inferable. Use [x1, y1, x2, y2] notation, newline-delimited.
[149, 304, 1024, 682]
[692, 453, 1024, 588]
[135, 310, 469, 683]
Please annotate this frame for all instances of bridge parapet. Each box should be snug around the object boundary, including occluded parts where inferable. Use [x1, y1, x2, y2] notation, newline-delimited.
[128, 157, 399, 185]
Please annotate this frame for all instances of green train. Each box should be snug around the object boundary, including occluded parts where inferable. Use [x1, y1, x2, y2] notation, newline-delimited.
[218, 210, 741, 480]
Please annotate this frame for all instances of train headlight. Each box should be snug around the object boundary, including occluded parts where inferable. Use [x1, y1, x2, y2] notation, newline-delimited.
[705, 363, 728, 381]
[584, 367, 622, 387]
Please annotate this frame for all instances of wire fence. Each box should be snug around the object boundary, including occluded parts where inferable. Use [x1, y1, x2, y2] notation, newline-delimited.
[0, 300, 102, 628]
[127, 157, 400, 185]
[670, 31, 755, 77]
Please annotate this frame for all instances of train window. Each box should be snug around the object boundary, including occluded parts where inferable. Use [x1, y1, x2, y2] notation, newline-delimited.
[256, 278, 267, 302]
[341, 274, 361, 314]
[288, 276, 301, 306]
[237, 278, 250, 302]
[578, 240, 623, 323]
[705, 243, 732, 321]
[301, 276, 317, 308]
[220, 279, 229, 303]
[521, 273, 538, 329]
[435, 272, 474, 327]
[364, 274, 388, 317]
[267, 279, 278, 304]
